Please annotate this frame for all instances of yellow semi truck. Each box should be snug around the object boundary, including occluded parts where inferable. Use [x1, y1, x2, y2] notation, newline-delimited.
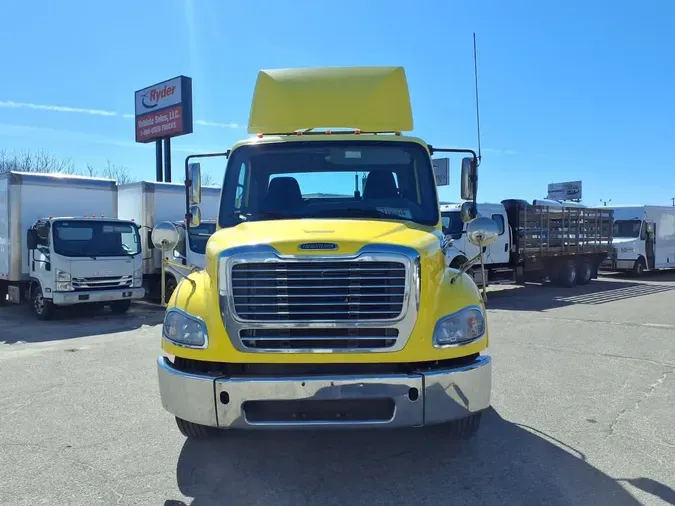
[154, 66, 499, 439]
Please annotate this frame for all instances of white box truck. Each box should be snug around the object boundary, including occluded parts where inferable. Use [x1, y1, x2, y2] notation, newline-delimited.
[117, 181, 220, 301]
[601, 205, 675, 275]
[0, 171, 145, 319]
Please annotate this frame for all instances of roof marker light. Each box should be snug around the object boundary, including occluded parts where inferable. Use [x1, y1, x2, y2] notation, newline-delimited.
[355, 129, 361, 135]
[257, 133, 263, 138]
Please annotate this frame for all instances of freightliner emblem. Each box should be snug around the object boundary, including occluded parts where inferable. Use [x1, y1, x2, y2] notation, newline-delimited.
[299, 243, 338, 251]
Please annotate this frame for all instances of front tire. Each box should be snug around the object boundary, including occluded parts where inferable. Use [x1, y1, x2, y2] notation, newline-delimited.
[632, 258, 646, 277]
[110, 300, 132, 314]
[446, 413, 482, 439]
[165, 275, 178, 304]
[32, 285, 55, 321]
[175, 417, 220, 439]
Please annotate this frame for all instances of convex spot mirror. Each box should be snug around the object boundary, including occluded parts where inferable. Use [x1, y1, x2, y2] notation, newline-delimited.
[466, 216, 500, 248]
[460, 157, 477, 201]
[188, 162, 202, 205]
[151, 221, 180, 251]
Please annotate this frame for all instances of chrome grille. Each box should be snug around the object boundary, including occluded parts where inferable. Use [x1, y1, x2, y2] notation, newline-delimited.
[230, 260, 406, 321]
[72, 275, 132, 291]
[239, 328, 399, 350]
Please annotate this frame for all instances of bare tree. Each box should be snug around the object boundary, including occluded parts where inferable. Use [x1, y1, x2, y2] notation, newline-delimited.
[89, 160, 135, 184]
[0, 149, 76, 175]
[202, 172, 220, 187]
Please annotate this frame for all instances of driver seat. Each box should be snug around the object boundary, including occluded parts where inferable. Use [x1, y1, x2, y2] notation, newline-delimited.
[363, 171, 399, 200]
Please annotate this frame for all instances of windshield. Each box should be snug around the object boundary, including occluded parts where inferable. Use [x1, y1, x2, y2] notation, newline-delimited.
[188, 222, 216, 254]
[218, 140, 440, 227]
[441, 211, 464, 240]
[52, 220, 141, 258]
[613, 219, 642, 239]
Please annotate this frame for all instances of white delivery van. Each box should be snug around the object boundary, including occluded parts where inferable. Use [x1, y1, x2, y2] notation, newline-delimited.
[0, 171, 145, 319]
[602, 205, 675, 275]
[117, 181, 220, 301]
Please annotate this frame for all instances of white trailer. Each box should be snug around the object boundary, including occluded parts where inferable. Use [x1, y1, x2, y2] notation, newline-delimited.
[601, 205, 675, 275]
[0, 171, 145, 319]
[117, 181, 220, 301]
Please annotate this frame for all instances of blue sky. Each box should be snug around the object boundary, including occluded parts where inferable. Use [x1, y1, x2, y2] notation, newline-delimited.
[1, 0, 674, 207]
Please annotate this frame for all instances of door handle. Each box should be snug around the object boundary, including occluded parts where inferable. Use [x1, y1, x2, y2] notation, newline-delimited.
[504, 243, 509, 252]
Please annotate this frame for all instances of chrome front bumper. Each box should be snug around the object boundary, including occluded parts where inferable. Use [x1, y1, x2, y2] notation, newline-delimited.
[51, 287, 145, 305]
[157, 355, 492, 429]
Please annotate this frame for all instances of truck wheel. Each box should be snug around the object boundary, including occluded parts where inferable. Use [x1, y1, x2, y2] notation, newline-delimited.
[445, 413, 482, 439]
[558, 260, 577, 287]
[110, 300, 132, 314]
[632, 258, 646, 277]
[165, 276, 178, 303]
[175, 417, 220, 439]
[0, 282, 7, 306]
[577, 260, 592, 285]
[32, 286, 55, 321]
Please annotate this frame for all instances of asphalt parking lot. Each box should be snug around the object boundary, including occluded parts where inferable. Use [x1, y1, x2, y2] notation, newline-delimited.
[1, 273, 674, 506]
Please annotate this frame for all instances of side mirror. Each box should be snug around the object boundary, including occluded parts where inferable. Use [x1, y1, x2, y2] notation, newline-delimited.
[188, 162, 202, 205]
[189, 205, 202, 227]
[460, 201, 477, 223]
[460, 157, 477, 201]
[147, 230, 155, 249]
[151, 222, 180, 252]
[36, 224, 50, 241]
[26, 229, 38, 250]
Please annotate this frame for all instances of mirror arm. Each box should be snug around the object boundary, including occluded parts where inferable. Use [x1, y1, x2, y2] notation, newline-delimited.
[450, 252, 482, 284]
[163, 259, 197, 288]
[428, 146, 479, 164]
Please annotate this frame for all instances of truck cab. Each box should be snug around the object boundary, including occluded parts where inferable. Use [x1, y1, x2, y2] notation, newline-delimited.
[25, 216, 144, 319]
[154, 66, 498, 440]
[441, 202, 510, 272]
[602, 205, 675, 275]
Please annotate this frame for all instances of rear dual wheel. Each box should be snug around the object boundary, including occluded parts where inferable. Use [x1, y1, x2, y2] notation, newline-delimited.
[556, 259, 592, 287]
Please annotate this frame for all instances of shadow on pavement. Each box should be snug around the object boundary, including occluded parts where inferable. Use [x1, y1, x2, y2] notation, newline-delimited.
[164, 408, 650, 506]
[0, 302, 164, 344]
[487, 278, 675, 311]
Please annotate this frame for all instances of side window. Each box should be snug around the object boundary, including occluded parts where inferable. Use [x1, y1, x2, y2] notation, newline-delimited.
[491, 214, 505, 235]
[234, 162, 247, 211]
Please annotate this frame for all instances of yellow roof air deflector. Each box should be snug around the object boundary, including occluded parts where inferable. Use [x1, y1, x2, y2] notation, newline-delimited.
[248, 66, 413, 135]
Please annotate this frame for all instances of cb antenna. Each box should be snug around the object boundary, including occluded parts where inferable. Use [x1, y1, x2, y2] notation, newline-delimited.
[473, 32, 483, 167]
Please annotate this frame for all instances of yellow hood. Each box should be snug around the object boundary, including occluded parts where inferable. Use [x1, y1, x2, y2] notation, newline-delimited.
[206, 218, 442, 258]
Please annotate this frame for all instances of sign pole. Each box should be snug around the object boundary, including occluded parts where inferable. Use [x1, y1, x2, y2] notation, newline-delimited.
[155, 140, 163, 182]
[163, 137, 172, 183]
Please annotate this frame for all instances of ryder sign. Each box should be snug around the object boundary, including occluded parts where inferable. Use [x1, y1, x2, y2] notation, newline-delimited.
[134, 76, 193, 143]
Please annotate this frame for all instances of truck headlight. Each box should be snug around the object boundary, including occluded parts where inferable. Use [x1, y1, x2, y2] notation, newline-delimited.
[56, 281, 73, 291]
[433, 306, 486, 347]
[132, 268, 143, 288]
[162, 309, 208, 348]
[56, 269, 71, 282]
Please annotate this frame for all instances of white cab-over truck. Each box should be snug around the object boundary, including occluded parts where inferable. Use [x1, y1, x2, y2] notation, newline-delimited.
[117, 181, 220, 302]
[0, 171, 145, 319]
[601, 205, 675, 275]
[442, 199, 613, 287]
